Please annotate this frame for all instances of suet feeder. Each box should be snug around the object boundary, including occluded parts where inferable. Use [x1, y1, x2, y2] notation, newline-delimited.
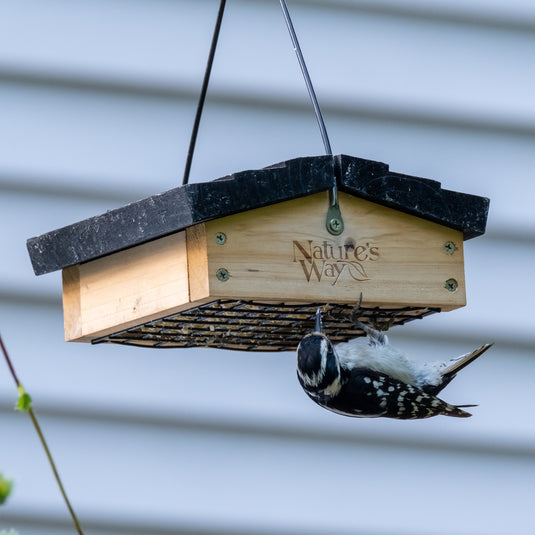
[26, 154, 489, 351]
[26, 3, 490, 351]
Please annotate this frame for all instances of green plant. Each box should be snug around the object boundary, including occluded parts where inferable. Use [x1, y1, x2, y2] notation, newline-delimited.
[0, 473, 13, 505]
[1, 334, 84, 534]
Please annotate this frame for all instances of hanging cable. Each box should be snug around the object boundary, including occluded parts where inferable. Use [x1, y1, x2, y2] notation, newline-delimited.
[182, 0, 227, 186]
[279, 0, 342, 235]
[279, 0, 332, 156]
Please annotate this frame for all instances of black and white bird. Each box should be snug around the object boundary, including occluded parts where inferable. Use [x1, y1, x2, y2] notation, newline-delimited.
[297, 307, 492, 419]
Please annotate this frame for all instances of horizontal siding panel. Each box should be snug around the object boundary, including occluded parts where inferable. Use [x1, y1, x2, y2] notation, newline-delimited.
[2, 1, 535, 122]
[1, 81, 534, 234]
[2, 408, 534, 535]
[0, 508, 402, 535]
[299, 0, 535, 28]
[3, 65, 535, 139]
[0, 81, 192, 196]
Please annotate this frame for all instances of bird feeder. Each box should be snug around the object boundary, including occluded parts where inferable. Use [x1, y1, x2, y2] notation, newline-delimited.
[27, 154, 489, 351]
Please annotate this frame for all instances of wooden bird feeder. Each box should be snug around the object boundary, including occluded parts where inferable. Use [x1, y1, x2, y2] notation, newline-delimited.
[26, 154, 489, 351]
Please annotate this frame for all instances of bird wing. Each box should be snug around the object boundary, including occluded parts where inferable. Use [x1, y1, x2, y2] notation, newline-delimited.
[324, 368, 473, 419]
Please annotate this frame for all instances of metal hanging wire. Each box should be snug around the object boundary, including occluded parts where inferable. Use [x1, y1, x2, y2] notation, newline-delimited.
[279, 0, 332, 156]
[182, 0, 227, 186]
[279, 0, 342, 234]
[182, 0, 336, 189]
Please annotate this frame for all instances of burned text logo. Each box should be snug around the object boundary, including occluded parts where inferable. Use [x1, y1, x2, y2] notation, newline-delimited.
[292, 239, 379, 285]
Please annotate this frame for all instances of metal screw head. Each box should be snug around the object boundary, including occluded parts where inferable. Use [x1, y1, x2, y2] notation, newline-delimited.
[215, 232, 226, 245]
[444, 241, 455, 254]
[328, 217, 343, 235]
[445, 278, 458, 292]
[216, 268, 229, 282]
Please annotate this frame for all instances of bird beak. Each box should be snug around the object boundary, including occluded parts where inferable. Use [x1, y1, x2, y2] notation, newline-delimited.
[315, 308, 323, 333]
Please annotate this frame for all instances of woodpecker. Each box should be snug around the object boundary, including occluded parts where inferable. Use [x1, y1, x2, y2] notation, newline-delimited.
[296, 307, 492, 419]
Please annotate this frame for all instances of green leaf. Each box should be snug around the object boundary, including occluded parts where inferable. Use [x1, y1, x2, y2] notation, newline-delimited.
[15, 385, 32, 412]
[0, 473, 13, 505]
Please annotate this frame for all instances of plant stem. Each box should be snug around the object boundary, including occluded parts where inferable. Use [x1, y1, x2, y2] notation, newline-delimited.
[0, 335, 21, 386]
[27, 408, 84, 534]
[0, 333, 84, 535]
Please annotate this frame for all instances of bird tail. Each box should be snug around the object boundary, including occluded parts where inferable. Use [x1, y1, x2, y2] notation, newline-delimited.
[441, 343, 494, 380]
[445, 403, 478, 418]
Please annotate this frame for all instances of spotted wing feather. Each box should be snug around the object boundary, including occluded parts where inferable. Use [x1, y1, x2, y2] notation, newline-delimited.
[316, 368, 473, 420]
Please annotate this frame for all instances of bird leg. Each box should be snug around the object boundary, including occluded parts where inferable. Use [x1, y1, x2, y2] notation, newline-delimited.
[349, 292, 365, 327]
[350, 293, 388, 345]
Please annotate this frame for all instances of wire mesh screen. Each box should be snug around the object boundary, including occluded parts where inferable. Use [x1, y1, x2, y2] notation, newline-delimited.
[92, 300, 439, 351]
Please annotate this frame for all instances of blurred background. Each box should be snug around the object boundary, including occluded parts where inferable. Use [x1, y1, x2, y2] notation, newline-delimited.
[1, 0, 534, 533]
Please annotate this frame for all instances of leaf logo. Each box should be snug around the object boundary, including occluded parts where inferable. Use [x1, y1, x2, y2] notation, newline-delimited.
[346, 261, 369, 282]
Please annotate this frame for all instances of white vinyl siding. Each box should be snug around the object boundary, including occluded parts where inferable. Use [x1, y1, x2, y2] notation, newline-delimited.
[1, 1, 534, 533]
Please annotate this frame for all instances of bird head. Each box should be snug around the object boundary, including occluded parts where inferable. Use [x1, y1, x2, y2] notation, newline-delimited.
[297, 308, 340, 390]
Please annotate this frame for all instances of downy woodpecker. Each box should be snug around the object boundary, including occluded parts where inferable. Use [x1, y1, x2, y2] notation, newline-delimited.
[297, 307, 492, 419]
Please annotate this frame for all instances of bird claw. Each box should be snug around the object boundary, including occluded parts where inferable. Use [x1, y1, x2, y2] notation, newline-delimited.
[350, 293, 378, 338]
[350, 293, 396, 341]
[351, 292, 390, 329]
[350, 292, 364, 325]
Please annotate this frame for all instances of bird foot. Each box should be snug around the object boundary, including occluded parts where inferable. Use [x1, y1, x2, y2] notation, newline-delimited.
[350, 293, 396, 336]
[371, 316, 396, 332]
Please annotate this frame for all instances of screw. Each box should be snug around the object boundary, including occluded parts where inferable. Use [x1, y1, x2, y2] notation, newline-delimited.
[328, 217, 343, 235]
[216, 268, 229, 282]
[215, 232, 226, 245]
[444, 241, 455, 255]
[445, 278, 458, 292]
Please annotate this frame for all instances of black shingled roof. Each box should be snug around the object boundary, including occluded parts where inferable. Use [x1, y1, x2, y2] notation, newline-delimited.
[27, 154, 490, 276]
